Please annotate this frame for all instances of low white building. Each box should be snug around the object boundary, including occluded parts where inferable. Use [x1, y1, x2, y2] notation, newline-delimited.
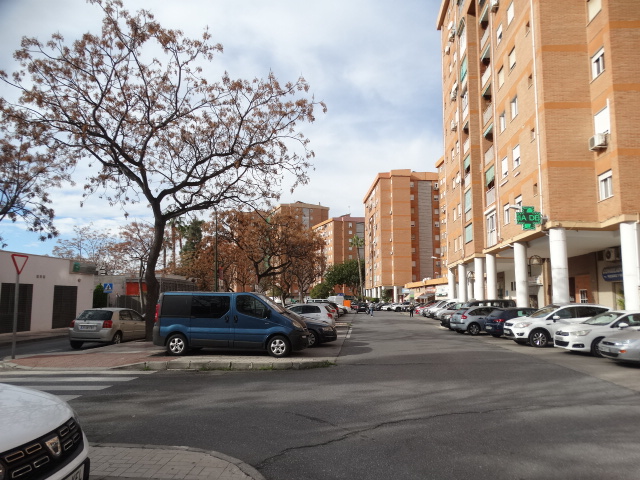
[0, 250, 95, 333]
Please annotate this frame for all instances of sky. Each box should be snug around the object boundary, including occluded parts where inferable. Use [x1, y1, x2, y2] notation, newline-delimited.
[0, 0, 445, 256]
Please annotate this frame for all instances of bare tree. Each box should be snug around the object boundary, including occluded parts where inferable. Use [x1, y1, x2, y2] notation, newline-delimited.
[52, 224, 121, 273]
[0, 109, 69, 247]
[1, 0, 325, 337]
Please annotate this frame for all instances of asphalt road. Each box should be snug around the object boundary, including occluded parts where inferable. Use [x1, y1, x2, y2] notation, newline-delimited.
[56, 313, 640, 479]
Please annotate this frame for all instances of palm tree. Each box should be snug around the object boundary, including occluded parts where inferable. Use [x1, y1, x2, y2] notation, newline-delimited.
[350, 235, 364, 299]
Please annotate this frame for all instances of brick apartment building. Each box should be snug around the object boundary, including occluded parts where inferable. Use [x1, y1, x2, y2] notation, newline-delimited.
[273, 201, 329, 229]
[363, 170, 441, 302]
[313, 215, 365, 297]
[436, 0, 640, 309]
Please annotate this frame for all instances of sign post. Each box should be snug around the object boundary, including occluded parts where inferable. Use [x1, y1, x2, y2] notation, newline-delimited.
[10, 254, 28, 360]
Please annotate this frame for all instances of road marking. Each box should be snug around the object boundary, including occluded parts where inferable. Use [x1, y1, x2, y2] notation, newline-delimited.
[3, 376, 138, 382]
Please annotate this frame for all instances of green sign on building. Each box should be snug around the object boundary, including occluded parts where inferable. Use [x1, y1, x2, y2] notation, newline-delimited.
[516, 206, 542, 230]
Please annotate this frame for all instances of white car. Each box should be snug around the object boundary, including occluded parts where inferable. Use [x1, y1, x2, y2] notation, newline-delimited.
[504, 304, 610, 348]
[554, 311, 640, 357]
[0, 383, 90, 480]
[286, 304, 336, 326]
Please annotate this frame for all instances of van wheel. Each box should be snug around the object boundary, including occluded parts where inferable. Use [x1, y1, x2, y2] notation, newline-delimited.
[529, 329, 550, 348]
[70, 340, 83, 349]
[591, 337, 605, 357]
[267, 335, 291, 358]
[308, 331, 319, 347]
[166, 334, 188, 356]
[467, 323, 481, 336]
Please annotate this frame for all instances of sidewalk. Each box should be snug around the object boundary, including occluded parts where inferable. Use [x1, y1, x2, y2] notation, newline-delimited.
[0, 325, 346, 371]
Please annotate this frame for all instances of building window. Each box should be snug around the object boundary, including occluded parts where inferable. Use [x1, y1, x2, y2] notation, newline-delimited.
[498, 67, 505, 88]
[527, 74, 533, 88]
[525, 21, 531, 35]
[512, 144, 521, 168]
[507, 2, 515, 25]
[508, 47, 516, 70]
[587, 0, 602, 21]
[530, 128, 536, 141]
[515, 195, 522, 208]
[486, 212, 497, 246]
[503, 203, 511, 225]
[464, 224, 473, 243]
[496, 24, 503, 46]
[591, 48, 605, 79]
[599, 170, 613, 200]
[580, 289, 588, 303]
[594, 105, 610, 134]
[510, 96, 518, 119]
[501, 156, 509, 178]
[499, 111, 506, 132]
[464, 189, 472, 212]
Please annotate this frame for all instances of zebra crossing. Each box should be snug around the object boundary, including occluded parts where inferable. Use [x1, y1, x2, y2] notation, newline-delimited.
[0, 370, 155, 401]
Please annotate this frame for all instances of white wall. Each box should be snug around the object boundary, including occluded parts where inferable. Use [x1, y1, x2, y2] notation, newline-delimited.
[1, 251, 94, 332]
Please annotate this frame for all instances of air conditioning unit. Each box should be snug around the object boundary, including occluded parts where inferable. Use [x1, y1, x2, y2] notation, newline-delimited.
[448, 28, 456, 41]
[604, 247, 620, 262]
[450, 120, 457, 131]
[491, 0, 500, 11]
[433, 183, 439, 190]
[450, 91, 457, 101]
[589, 133, 608, 151]
[444, 45, 451, 55]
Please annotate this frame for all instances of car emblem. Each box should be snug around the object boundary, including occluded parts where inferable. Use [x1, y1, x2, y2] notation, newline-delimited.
[45, 436, 62, 457]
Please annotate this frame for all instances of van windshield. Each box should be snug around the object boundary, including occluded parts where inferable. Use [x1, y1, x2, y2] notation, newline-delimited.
[256, 294, 286, 313]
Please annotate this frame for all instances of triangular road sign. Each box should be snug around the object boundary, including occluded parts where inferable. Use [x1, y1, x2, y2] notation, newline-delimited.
[11, 254, 29, 274]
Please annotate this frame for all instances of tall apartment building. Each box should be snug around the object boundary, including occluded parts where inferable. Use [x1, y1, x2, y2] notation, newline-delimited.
[363, 170, 440, 301]
[313, 215, 365, 296]
[436, 0, 640, 309]
[273, 201, 329, 229]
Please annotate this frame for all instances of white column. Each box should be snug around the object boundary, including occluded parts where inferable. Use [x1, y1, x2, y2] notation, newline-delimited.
[457, 264, 468, 302]
[486, 254, 497, 299]
[474, 257, 485, 300]
[549, 227, 570, 303]
[448, 268, 457, 299]
[393, 286, 399, 303]
[514, 242, 529, 308]
[620, 222, 640, 310]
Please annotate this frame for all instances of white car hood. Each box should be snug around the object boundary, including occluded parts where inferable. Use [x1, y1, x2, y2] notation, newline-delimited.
[0, 383, 75, 452]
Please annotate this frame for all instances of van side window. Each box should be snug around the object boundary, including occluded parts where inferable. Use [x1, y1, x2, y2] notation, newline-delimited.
[160, 295, 191, 316]
[236, 295, 268, 318]
[192, 295, 230, 318]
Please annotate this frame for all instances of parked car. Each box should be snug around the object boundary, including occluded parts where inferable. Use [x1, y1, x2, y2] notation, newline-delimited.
[599, 326, 640, 364]
[302, 318, 338, 347]
[353, 303, 369, 313]
[69, 307, 145, 349]
[449, 306, 497, 335]
[554, 311, 640, 357]
[434, 302, 466, 321]
[460, 299, 517, 309]
[483, 307, 537, 337]
[429, 300, 459, 319]
[153, 292, 309, 357]
[0, 383, 91, 480]
[504, 304, 610, 348]
[287, 304, 335, 326]
[422, 300, 450, 317]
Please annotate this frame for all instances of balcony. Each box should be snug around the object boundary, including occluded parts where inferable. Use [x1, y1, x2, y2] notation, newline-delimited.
[483, 103, 493, 126]
[487, 229, 497, 247]
[480, 28, 490, 50]
[484, 145, 494, 165]
[481, 66, 492, 87]
[485, 187, 496, 206]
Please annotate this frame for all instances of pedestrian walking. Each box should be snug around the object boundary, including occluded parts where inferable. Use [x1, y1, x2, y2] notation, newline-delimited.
[369, 302, 374, 316]
[409, 303, 415, 317]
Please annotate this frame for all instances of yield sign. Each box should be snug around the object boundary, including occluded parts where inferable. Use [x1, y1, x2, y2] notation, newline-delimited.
[11, 254, 29, 274]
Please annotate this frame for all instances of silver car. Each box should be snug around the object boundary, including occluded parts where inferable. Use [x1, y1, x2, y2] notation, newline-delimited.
[449, 306, 496, 335]
[599, 326, 640, 364]
[69, 307, 146, 349]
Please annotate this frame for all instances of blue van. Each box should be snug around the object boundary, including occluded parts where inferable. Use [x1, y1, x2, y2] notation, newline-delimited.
[153, 292, 309, 358]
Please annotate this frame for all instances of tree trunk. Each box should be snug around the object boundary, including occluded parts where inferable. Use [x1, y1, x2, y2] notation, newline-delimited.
[144, 217, 166, 340]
